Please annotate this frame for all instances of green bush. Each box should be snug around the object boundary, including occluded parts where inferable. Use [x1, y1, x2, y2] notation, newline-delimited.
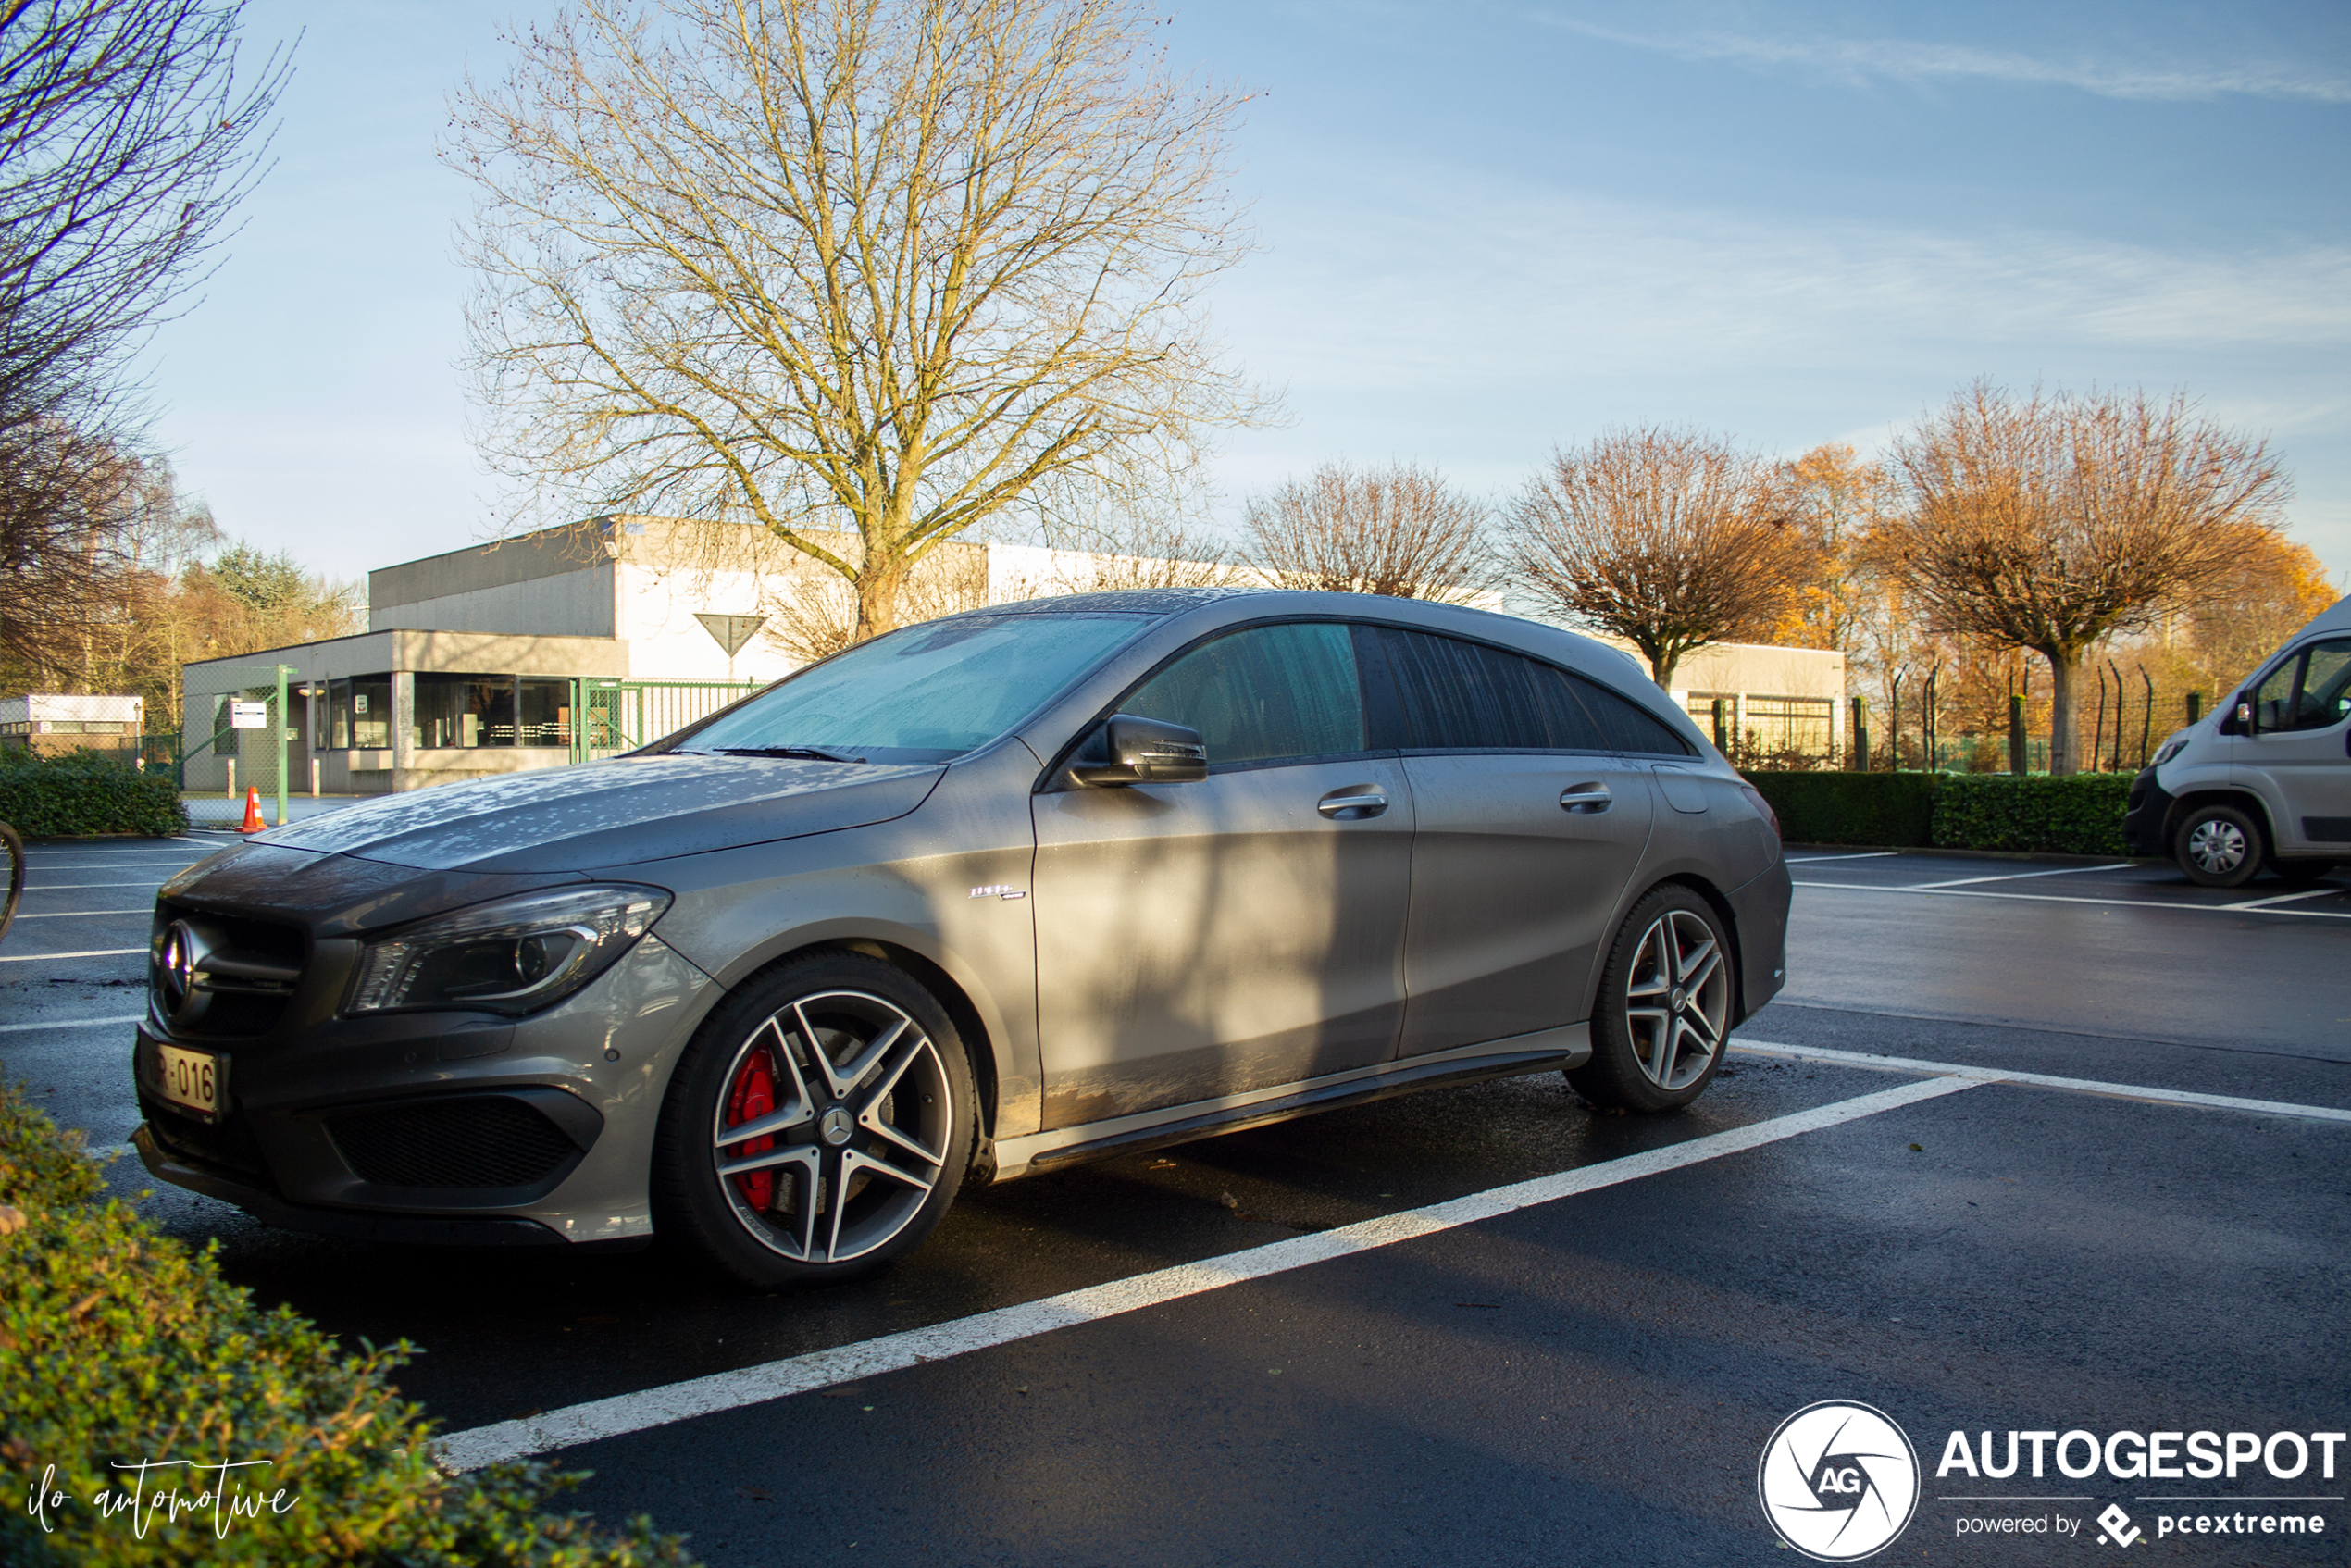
[1932, 773, 2134, 856]
[1739, 770, 1945, 847]
[0, 1079, 700, 1567]
[0, 749, 188, 838]
[1739, 768, 2139, 855]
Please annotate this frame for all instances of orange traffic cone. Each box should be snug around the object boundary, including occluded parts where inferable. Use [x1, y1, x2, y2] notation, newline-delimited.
[240, 786, 265, 833]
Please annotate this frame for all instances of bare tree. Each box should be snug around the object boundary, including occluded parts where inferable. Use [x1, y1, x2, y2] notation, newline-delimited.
[1877, 382, 2290, 774]
[0, 0, 289, 425]
[1242, 460, 1486, 600]
[1503, 426, 1801, 686]
[451, 0, 1275, 642]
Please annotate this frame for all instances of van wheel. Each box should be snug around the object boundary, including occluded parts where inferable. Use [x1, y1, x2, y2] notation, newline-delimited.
[1568, 886, 1732, 1114]
[2175, 803, 2265, 889]
[652, 953, 976, 1289]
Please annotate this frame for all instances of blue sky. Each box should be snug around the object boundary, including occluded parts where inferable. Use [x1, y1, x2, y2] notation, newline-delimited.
[141, 0, 2351, 587]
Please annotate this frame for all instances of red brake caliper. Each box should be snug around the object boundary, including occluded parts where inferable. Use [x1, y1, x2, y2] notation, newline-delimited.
[725, 1048, 777, 1211]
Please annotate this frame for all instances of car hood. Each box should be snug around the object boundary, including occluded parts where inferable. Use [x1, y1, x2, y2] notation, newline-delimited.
[251, 754, 945, 874]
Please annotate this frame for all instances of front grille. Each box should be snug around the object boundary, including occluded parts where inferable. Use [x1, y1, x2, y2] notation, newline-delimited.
[327, 1096, 579, 1191]
[145, 1098, 273, 1185]
[151, 902, 308, 1039]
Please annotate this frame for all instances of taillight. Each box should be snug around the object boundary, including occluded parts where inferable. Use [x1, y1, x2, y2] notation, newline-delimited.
[1735, 781, 1780, 840]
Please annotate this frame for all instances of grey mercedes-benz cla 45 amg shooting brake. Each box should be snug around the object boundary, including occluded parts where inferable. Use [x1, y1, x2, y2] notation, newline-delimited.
[134, 589, 1790, 1288]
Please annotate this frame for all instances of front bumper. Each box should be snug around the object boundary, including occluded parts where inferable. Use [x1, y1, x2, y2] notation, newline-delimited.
[131, 931, 720, 1247]
[2123, 768, 2173, 857]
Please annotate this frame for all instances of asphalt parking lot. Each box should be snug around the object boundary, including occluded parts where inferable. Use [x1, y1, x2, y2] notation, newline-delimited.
[5, 835, 2347, 1565]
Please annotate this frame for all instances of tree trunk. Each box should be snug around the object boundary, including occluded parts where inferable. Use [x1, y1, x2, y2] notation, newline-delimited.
[853, 549, 909, 642]
[2044, 647, 2083, 775]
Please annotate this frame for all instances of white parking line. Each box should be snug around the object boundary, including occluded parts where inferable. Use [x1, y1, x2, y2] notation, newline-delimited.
[1906, 862, 2135, 890]
[0, 1014, 143, 1034]
[1791, 881, 2351, 920]
[0, 948, 144, 964]
[2222, 887, 2346, 911]
[1783, 852, 1898, 864]
[10, 909, 150, 918]
[434, 1075, 1980, 1472]
[1732, 1041, 2351, 1124]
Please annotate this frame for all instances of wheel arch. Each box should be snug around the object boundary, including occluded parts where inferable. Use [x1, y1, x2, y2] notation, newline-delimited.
[2164, 788, 2274, 852]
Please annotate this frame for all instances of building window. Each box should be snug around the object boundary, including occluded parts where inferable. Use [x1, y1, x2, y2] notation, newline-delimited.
[517, 678, 573, 748]
[330, 676, 392, 750]
[416, 674, 516, 749]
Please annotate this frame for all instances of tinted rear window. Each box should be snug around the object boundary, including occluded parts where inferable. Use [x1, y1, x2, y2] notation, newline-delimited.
[1375, 628, 1691, 755]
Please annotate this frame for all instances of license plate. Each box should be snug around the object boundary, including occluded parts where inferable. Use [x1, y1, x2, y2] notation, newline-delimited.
[155, 1043, 226, 1122]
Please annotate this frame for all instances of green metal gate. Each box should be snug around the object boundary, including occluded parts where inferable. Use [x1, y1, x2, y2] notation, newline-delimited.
[570, 678, 763, 763]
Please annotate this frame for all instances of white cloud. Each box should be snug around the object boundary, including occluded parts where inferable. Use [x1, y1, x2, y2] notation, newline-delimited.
[1536, 15, 2351, 105]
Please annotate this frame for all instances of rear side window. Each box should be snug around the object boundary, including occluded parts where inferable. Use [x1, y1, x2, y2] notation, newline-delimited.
[1570, 672, 1697, 755]
[1124, 622, 1367, 765]
[1375, 628, 1693, 755]
[1375, 629, 1607, 751]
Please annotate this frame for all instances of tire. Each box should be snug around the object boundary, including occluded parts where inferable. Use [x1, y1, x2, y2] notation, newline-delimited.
[2175, 803, 2265, 890]
[652, 952, 976, 1289]
[1566, 885, 1734, 1114]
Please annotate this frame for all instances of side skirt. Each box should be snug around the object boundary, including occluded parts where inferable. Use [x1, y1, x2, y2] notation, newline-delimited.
[991, 1024, 1591, 1182]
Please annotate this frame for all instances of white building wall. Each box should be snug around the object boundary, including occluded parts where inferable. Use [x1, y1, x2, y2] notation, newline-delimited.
[616, 561, 780, 680]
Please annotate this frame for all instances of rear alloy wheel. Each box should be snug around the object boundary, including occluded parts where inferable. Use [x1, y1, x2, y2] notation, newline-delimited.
[1568, 886, 1733, 1114]
[653, 954, 974, 1288]
[2175, 803, 2265, 890]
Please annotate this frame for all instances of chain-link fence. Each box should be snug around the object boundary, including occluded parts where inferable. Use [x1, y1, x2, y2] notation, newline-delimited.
[180, 661, 295, 827]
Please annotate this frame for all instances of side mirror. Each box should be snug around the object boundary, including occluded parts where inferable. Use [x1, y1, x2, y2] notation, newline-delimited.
[1070, 714, 1207, 786]
[2236, 701, 2255, 734]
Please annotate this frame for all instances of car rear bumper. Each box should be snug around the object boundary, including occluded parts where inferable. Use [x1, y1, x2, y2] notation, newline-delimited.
[1728, 857, 1792, 1025]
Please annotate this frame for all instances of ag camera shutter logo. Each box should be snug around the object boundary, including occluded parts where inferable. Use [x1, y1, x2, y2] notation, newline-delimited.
[1759, 1400, 1921, 1561]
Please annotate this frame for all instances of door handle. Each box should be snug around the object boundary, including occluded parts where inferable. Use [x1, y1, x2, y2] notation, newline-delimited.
[1318, 790, 1388, 819]
[1560, 782, 1611, 814]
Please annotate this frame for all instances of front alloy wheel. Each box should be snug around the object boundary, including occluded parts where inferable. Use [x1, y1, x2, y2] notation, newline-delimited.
[656, 955, 974, 1287]
[1568, 886, 1734, 1113]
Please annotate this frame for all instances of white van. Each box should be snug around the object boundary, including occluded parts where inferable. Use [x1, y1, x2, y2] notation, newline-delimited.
[2124, 594, 2351, 888]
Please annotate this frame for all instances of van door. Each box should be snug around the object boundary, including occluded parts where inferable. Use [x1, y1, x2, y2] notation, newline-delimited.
[2240, 636, 2351, 856]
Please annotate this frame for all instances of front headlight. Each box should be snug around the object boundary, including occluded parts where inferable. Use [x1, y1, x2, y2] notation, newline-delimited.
[2152, 734, 2190, 767]
[345, 885, 671, 1017]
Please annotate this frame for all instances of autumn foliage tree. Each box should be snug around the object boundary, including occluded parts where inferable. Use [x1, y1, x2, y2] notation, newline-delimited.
[1243, 460, 1486, 601]
[1502, 426, 1806, 686]
[1876, 383, 2291, 775]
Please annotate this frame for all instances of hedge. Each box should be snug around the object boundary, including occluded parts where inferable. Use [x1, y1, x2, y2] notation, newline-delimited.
[1738, 770, 1944, 849]
[1930, 774, 2133, 857]
[0, 749, 188, 838]
[1740, 769, 2138, 856]
[0, 1078, 701, 1567]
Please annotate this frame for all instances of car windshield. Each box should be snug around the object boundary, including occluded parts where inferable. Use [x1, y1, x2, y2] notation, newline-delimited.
[671, 612, 1151, 764]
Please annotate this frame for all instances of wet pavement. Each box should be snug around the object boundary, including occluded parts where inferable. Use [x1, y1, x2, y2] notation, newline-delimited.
[4, 840, 2345, 1565]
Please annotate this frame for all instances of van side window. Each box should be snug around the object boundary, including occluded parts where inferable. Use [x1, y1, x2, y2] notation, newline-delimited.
[2255, 639, 2351, 732]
